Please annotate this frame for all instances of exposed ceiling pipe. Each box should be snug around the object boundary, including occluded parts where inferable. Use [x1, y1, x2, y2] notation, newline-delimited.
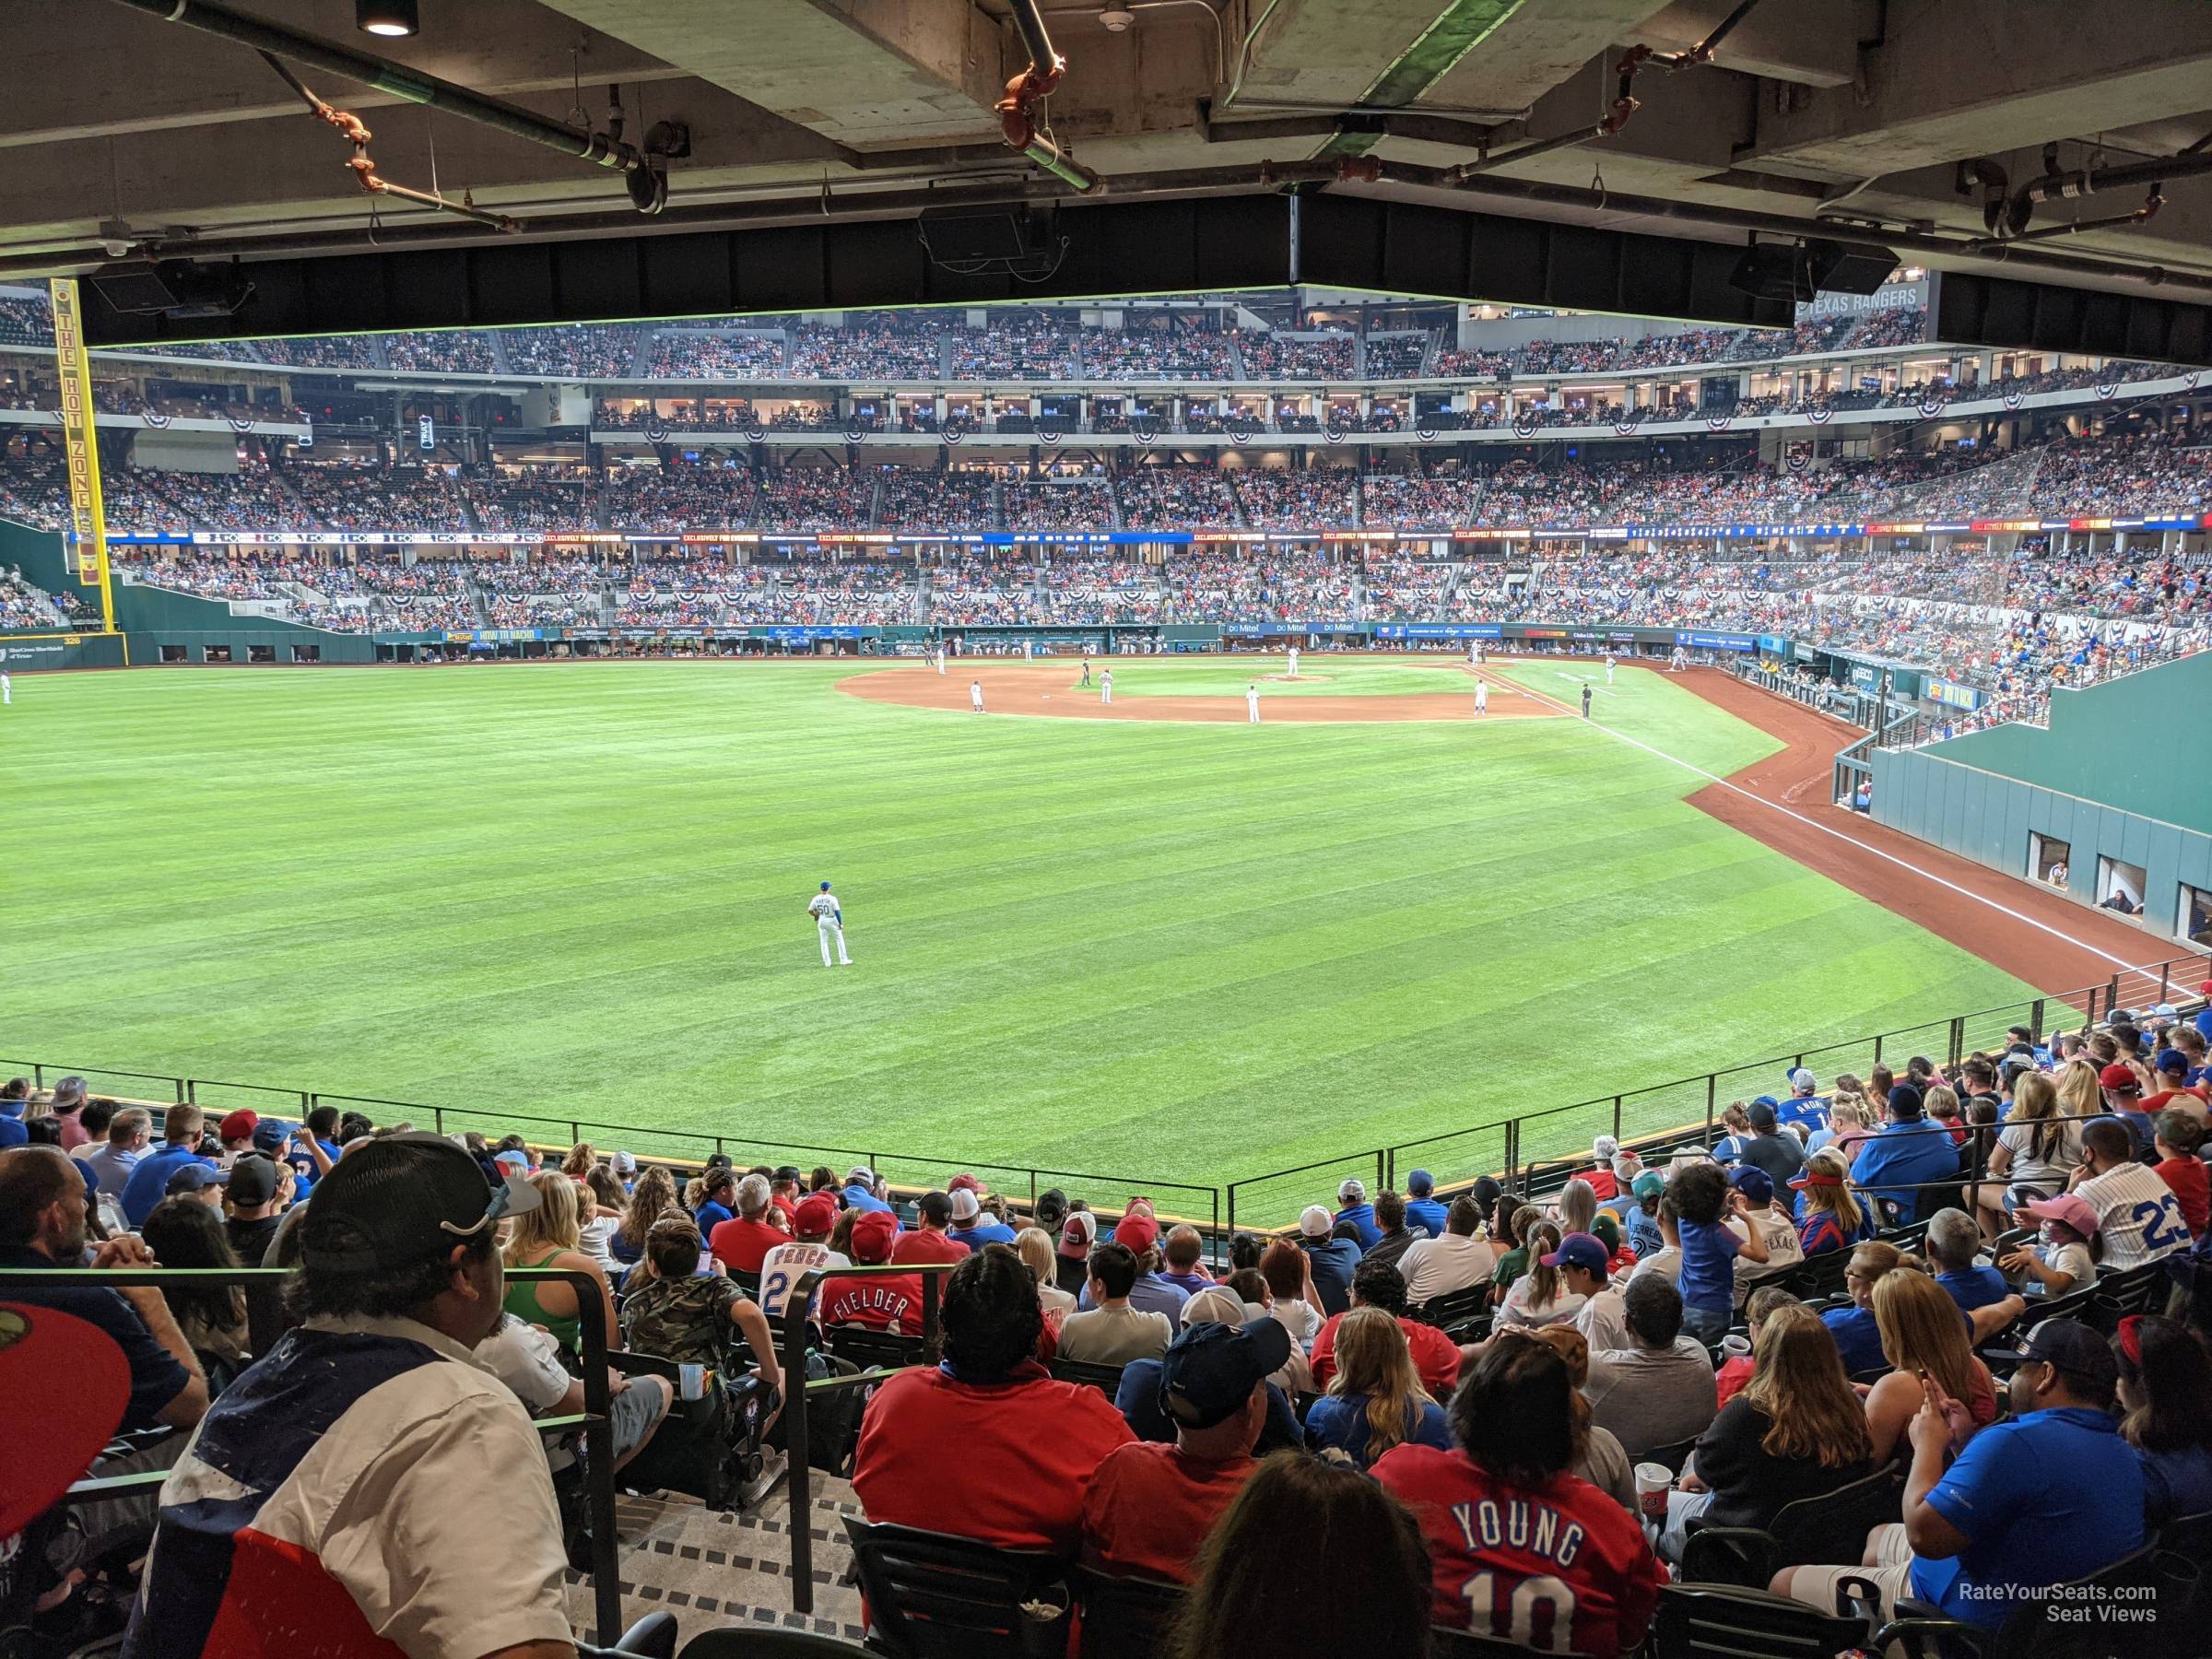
[1972, 187, 2164, 249]
[1650, 0, 1764, 68]
[997, 0, 1103, 193]
[99, 0, 661, 205]
[1446, 45, 1646, 181]
[1196, 105, 1506, 149]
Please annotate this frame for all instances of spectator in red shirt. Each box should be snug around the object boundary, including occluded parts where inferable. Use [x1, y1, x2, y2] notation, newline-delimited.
[708, 1172, 792, 1275]
[1080, 1313, 1287, 1582]
[1311, 1258, 1462, 1400]
[853, 1245, 1133, 1551]
[889, 1190, 971, 1266]
[1374, 1338, 1666, 1657]
[818, 1211, 924, 1333]
[770, 1164, 804, 1224]
[1583, 1135, 1622, 1203]
[2143, 1051, 2211, 1125]
[2152, 1111, 2210, 1240]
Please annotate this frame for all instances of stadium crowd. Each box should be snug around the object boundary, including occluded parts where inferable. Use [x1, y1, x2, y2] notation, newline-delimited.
[8, 991, 2211, 1655]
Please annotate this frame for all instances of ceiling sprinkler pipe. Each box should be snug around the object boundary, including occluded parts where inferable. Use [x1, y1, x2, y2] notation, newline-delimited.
[101, 0, 652, 179]
[999, 0, 1102, 193]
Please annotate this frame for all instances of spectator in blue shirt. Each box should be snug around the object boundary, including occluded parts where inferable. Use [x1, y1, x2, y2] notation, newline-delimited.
[1820, 1240, 1907, 1377]
[77, 1107, 153, 1201]
[947, 1186, 1018, 1250]
[1850, 1086, 1960, 1224]
[841, 1165, 894, 1214]
[1334, 1179, 1382, 1251]
[118, 1104, 215, 1229]
[1401, 1170, 1449, 1240]
[1670, 1161, 1767, 1346]
[2114, 1313, 2212, 1525]
[1777, 1068, 1830, 1134]
[1779, 1319, 2143, 1632]
[691, 1167, 738, 1235]
[1924, 1208, 2010, 1314]
[1297, 1206, 1364, 1317]
[0, 1082, 26, 1148]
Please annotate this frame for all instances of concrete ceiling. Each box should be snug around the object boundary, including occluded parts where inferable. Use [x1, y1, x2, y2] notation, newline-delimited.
[3, 0, 2208, 305]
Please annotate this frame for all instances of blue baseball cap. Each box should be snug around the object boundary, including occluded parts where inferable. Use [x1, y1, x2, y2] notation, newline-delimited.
[1539, 1231, 1610, 1277]
[1727, 1165, 1774, 1206]
[1158, 1317, 1291, 1430]
[165, 1162, 229, 1196]
[252, 1120, 290, 1154]
[820, 881, 832, 890]
[1406, 1169, 1434, 1195]
[2156, 1050, 2189, 1077]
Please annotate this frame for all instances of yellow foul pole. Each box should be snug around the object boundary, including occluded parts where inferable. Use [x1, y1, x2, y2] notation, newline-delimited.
[50, 279, 119, 641]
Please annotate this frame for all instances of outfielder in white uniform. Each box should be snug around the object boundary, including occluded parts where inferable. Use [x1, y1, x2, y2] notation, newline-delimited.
[1469, 641, 1484, 667]
[1, 670, 10, 706]
[971, 678, 985, 712]
[1100, 668, 1112, 705]
[935, 646, 947, 675]
[1475, 678, 1488, 715]
[808, 881, 851, 967]
[1287, 646, 1300, 678]
[1605, 652, 1616, 685]
[1246, 683, 1261, 724]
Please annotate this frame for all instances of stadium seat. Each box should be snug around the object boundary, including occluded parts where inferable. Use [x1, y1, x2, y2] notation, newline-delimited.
[822, 1327, 929, 1371]
[1410, 1284, 1489, 1329]
[2089, 1262, 2171, 1325]
[1677, 1466, 1907, 1588]
[1070, 1565, 1184, 1659]
[840, 1519, 1072, 1659]
[1430, 1629, 1594, 1658]
[1641, 1433, 1701, 1477]
[580, 1612, 680, 1658]
[1047, 1358, 1127, 1398]
[1878, 1541, 2168, 1658]
[1649, 1584, 1872, 1658]
[677, 1630, 873, 1658]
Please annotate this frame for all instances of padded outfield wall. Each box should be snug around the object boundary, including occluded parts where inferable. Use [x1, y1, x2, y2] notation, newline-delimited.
[1869, 653, 2212, 955]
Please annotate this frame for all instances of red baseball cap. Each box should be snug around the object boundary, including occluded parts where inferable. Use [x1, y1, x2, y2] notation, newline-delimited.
[1113, 1214, 1159, 1257]
[947, 1172, 982, 1195]
[2100, 1063, 2141, 1093]
[850, 1209, 899, 1265]
[218, 1109, 260, 1144]
[793, 1193, 838, 1238]
[0, 1302, 131, 1540]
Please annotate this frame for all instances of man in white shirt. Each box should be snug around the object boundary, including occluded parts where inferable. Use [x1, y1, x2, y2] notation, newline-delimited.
[1397, 1195, 1496, 1304]
[759, 1192, 850, 1321]
[129, 1134, 577, 1659]
[807, 881, 851, 968]
[1246, 682, 1261, 724]
[2069, 1118, 2192, 1269]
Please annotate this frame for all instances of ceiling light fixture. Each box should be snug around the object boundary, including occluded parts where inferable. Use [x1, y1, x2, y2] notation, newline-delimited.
[355, 0, 419, 38]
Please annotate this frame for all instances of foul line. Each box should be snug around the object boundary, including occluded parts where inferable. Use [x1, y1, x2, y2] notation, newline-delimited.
[1497, 666, 2162, 978]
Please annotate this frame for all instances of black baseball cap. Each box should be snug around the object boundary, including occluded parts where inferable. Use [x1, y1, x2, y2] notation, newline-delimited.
[1158, 1316, 1291, 1430]
[1888, 1083, 1925, 1118]
[228, 1153, 280, 1206]
[300, 1133, 540, 1276]
[917, 1190, 952, 1226]
[1991, 1318, 2118, 1393]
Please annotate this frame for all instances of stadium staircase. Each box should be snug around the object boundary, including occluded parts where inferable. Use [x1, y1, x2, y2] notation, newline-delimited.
[865, 474, 886, 530]
[487, 331, 513, 376]
[1224, 332, 1249, 380]
[623, 329, 653, 379]
[560, 1467, 876, 1643]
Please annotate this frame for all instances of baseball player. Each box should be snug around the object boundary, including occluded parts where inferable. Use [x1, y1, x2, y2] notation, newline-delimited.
[1468, 641, 1483, 667]
[1078, 653, 1093, 688]
[1100, 667, 1113, 705]
[2, 669, 10, 706]
[934, 645, 947, 676]
[807, 881, 851, 967]
[1246, 682, 1261, 724]
[970, 678, 984, 713]
[1287, 645, 1300, 678]
[1475, 678, 1488, 716]
[1582, 684, 1594, 718]
[1023, 639, 1034, 661]
[1605, 652, 1616, 685]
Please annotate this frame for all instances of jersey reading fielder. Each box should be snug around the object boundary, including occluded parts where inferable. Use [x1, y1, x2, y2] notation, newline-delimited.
[808, 881, 852, 967]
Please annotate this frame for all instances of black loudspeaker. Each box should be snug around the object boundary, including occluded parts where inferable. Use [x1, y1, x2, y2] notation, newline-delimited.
[90, 259, 255, 321]
[917, 205, 1061, 276]
[1728, 240, 1898, 302]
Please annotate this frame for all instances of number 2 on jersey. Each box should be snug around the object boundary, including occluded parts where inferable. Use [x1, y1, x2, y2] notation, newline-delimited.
[1462, 1571, 1577, 1651]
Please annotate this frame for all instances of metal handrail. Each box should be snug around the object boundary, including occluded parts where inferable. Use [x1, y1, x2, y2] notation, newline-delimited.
[776, 1260, 959, 1618]
[0, 1263, 626, 1647]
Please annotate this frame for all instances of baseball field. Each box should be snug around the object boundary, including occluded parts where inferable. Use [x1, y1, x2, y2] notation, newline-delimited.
[2, 654, 2043, 1216]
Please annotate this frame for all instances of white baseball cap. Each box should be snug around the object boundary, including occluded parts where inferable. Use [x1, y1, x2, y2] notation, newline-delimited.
[846, 1165, 875, 1185]
[948, 1188, 981, 1223]
[1338, 1178, 1365, 1203]
[1300, 1205, 1334, 1237]
[610, 1150, 636, 1176]
[1790, 1068, 1819, 1092]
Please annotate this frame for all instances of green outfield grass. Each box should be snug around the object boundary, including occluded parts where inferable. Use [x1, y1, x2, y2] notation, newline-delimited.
[1, 656, 2040, 1215]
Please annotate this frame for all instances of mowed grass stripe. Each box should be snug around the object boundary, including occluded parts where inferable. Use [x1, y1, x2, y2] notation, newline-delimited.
[2, 662, 2035, 1194]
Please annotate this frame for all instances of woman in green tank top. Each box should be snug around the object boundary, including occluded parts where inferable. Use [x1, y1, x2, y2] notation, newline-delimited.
[501, 1170, 618, 1357]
